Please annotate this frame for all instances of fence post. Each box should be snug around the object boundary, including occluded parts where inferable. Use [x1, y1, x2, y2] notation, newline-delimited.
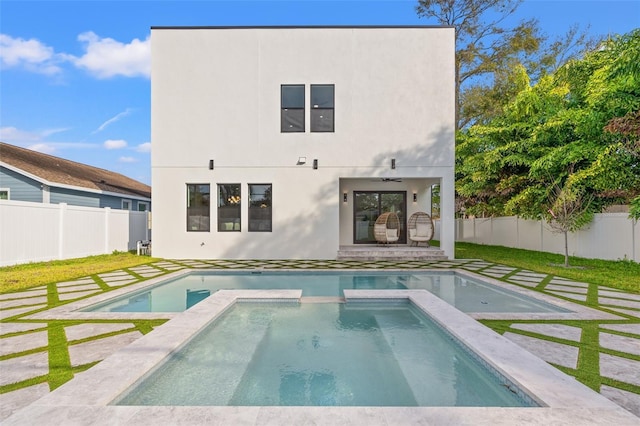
[104, 207, 111, 254]
[58, 203, 67, 260]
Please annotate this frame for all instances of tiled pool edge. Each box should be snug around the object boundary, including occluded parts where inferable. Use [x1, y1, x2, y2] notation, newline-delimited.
[21, 268, 621, 322]
[4, 289, 636, 425]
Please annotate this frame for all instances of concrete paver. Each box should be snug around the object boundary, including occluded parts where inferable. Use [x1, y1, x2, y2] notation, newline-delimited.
[599, 332, 640, 356]
[0, 351, 49, 386]
[67, 331, 143, 367]
[0, 331, 48, 357]
[510, 323, 582, 342]
[65, 323, 136, 341]
[503, 332, 580, 369]
[600, 353, 640, 387]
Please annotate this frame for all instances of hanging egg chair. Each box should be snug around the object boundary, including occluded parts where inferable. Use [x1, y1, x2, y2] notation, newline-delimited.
[373, 212, 400, 244]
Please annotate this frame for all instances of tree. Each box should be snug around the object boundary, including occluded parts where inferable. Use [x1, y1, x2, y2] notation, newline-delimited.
[456, 29, 640, 220]
[416, 0, 596, 129]
[545, 183, 593, 267]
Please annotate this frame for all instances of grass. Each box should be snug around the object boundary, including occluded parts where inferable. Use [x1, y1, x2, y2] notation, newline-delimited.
[455, 242, 640, 293]
[0, 253, 159, 294]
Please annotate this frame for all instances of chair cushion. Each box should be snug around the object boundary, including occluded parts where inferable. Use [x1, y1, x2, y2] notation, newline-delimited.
[416, 223, 431, 238]
[409, 228, 417, 238]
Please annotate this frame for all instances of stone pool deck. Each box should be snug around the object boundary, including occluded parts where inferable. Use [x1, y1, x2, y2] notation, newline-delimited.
[1, 258, 639, 423]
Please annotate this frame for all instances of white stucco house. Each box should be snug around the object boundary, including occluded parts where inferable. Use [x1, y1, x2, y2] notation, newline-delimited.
[151, 26, 455, 260]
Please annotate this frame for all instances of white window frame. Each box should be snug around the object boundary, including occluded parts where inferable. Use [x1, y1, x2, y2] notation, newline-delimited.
[0, 188, 9, 200]
[122, 199, 132, 210]
[138, 201, 149, 212]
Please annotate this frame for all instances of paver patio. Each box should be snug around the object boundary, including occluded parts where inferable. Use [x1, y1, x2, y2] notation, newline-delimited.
[1, 258, 638, 422]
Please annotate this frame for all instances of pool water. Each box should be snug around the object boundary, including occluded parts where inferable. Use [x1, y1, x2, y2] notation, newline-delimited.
[116, 302, 534, 407]
[86, 271, 567, 314]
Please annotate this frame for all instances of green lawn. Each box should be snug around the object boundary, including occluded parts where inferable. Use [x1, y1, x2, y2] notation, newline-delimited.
[0, 253, 159, 294]
[455, 242, 640, 293]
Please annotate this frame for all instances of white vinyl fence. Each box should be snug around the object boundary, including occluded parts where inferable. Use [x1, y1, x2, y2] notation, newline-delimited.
[0, 201, 151, 267]
[440, 214, 638, 262]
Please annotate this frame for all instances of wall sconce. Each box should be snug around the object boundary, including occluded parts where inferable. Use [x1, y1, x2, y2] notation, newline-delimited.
[413, 192, 418, 202]
[343, 192, 348, 203]
[391, 158, 396, 169]
[297, 157, 306, 165]
[209, 159, 214, 170]
[313, 159, 318, 169]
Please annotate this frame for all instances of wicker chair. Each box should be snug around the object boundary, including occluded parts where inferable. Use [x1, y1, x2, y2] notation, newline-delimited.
[373, 212, 400, 244]
[407, 212, 434, 247]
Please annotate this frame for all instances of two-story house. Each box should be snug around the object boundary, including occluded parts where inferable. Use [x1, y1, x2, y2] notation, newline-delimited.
[151, 26, 454, 259]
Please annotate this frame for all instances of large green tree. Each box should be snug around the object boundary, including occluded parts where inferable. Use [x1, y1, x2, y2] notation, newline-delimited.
[456, 29, 640, 219]
[416, 0, 596, 129]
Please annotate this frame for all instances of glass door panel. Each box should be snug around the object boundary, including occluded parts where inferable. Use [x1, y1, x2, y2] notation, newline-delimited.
[353, 191, 406, 244]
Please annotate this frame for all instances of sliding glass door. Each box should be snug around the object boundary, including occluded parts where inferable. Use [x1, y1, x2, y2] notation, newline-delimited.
[353, 191, 406, 244]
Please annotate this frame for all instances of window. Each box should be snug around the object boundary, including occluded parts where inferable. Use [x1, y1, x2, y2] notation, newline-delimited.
[311, 84, 334, 132]
[122, 200, 132, 210]
[218, 184, 241, 231]
[0, 189, 8, 200]
[248, 184, 272, 232]
[187, 184, 210, 232]
[281, 85, 305, 132]
[138, 202, 149, 212]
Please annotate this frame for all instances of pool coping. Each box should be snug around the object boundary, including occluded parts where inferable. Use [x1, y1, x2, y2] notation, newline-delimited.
[22, 268, 621, 321]
[4, 289, 636, 425]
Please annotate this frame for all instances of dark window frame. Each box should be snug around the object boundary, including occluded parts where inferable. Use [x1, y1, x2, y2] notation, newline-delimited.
[281, 84, 305, 133]
[217, 183, 241, 232]
[186, 183, 211, 232]
[310, 84, 335, 132]
[248, 183, 272, 232]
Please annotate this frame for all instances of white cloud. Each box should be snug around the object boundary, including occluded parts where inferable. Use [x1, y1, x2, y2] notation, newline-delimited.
[0, 126, 96, 155]
[71, 32, 150, 79]
[136, 142, 151, 153]
[0, 34, 63, 75]
[118, 156, 137, 163]
[93, 108, 133, 133]
[104, 139, 127, 149]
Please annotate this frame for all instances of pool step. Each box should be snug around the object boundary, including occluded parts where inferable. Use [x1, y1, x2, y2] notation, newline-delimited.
[337, 246, 448, 261]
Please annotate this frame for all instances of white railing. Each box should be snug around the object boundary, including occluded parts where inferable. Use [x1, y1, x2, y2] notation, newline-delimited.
[0, 201, 151, 267]
[434, 214, 638, 262]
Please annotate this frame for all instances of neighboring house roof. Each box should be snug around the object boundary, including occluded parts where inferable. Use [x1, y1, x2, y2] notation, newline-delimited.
[0, 142, 151, 199]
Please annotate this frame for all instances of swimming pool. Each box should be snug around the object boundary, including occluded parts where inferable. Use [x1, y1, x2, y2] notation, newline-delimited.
[115, 301, 534, 407]
[85, 271, 568, 314]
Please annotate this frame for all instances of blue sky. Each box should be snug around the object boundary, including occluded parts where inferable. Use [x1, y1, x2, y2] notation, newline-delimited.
[1, 1, 639, 185]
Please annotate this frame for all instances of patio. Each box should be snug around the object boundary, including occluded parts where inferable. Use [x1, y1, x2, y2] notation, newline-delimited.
[1, 258, 639, 422]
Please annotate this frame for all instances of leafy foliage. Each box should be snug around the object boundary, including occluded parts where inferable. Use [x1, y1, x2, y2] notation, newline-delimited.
[456, 29, 640, 220]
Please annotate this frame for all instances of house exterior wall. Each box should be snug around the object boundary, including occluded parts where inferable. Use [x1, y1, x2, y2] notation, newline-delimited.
[50, 187, 100, 208]
[0, 167, 43, 203]
[1, 166, 151, 211]
[151, 27, 455, 259]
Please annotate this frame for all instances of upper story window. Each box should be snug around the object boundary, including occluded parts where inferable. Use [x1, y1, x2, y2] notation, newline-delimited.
[281, 85, 305, 132]
[311, 84, 334, 132]
[187, 184, 210, 232]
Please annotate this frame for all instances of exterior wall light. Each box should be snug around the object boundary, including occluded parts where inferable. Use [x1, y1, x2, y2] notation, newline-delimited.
[313, 159, 318, 169]
[343, 192, 348, 203]
[391, 158, 396, 169]
[209, 160, 214, 170]
[413, 192, 418, 202]
[297, 157, 306, 165]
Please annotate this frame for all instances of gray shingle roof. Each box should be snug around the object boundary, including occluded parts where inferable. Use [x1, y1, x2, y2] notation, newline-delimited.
[0, 142, 151, 199]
